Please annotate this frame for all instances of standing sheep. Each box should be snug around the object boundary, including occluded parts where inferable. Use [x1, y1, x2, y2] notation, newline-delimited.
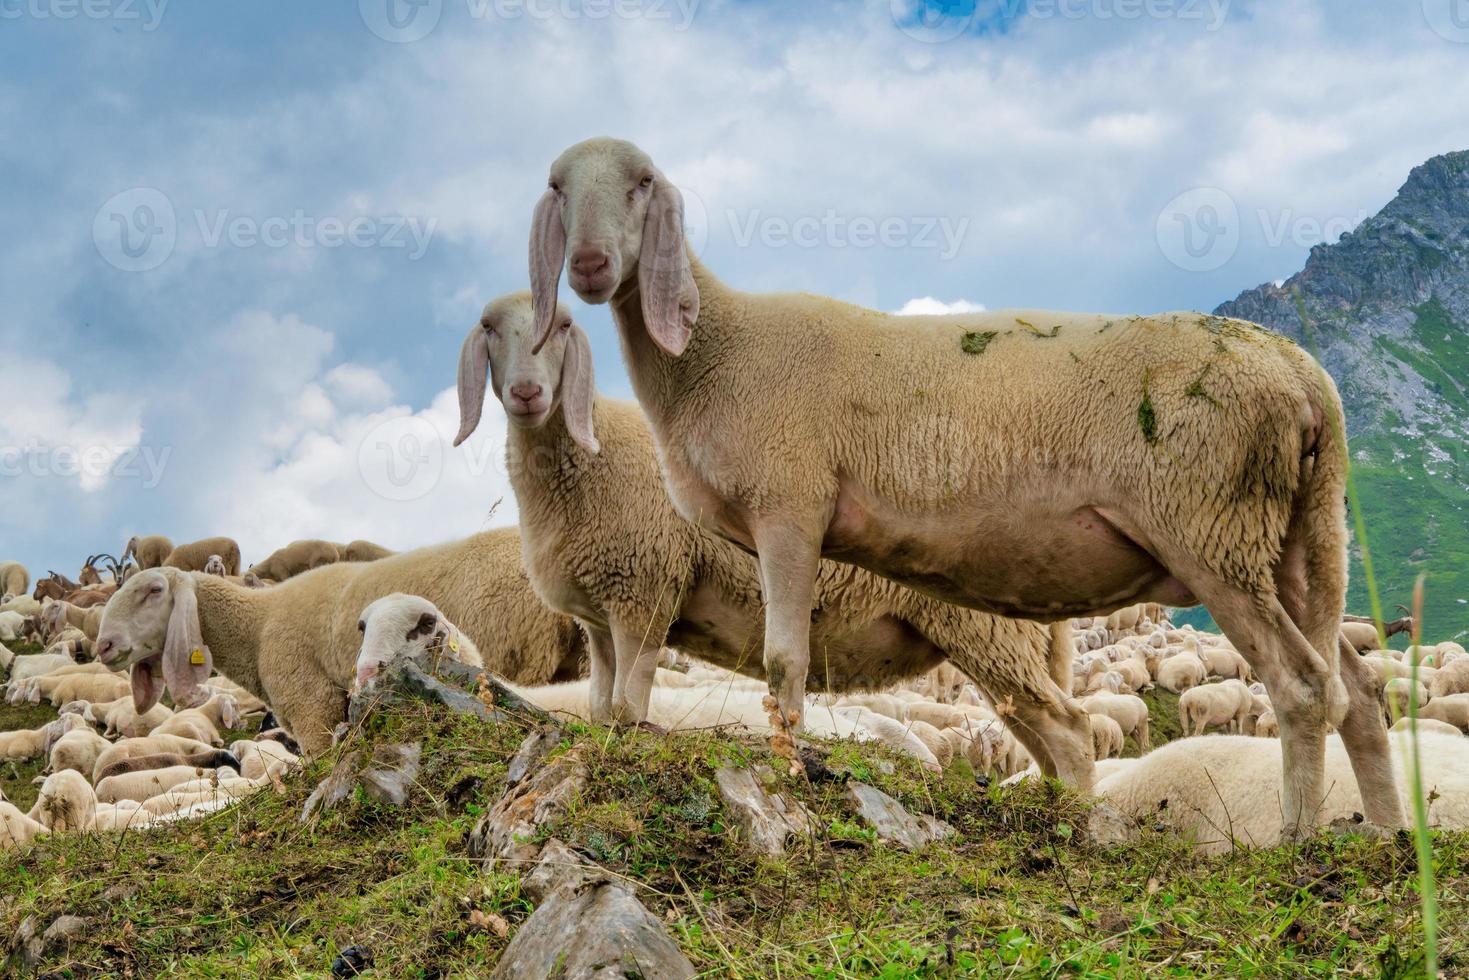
[525, 136, 1398, 835]
[1080, 692, 1150, 752]
[454, 293, 1092, 785]
[1179, 679, 1254, 736]
[164, 537, 241, 575]
[95, 530, 585, 756]
[123, 536, 175, 570]
[0, 561, 28, 598]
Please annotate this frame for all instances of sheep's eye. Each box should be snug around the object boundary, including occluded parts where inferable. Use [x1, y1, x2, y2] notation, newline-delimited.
[148, 585, 163, 596]
[482, 321, 496, 336]
[549, 179, 561, 193]
[559, 319, 572, 332]
[639, 174, 654, 188]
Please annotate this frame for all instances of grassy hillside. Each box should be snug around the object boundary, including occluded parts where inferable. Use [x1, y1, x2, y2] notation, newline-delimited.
[2, 682, 1462, 977]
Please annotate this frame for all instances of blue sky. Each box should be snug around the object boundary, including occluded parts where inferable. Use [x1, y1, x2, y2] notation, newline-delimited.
[3, 0, 1469, 580]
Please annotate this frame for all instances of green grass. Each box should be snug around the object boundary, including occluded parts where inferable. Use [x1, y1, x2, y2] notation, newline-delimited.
[3, 697, 1464, 977]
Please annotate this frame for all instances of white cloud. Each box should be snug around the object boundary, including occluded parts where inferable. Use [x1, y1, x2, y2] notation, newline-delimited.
[894, 297, 987, 316]
[325, 364, 393, 409]
[0, 355, 144, 493]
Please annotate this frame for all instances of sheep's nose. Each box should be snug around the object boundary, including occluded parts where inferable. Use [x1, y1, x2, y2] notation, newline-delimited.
[569, 245, 610, 278]
[95, 638, 114, 659]
[510, 383, 543, 405]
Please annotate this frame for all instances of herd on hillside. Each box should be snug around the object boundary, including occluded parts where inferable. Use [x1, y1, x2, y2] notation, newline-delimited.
[4, 137, 1469, 855]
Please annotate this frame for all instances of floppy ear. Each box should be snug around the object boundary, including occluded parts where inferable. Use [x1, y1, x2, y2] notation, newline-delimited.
[161, 573, 212, 709]
[529, 188, 567, 353]
[559, 323, 600, 453]
[637, 181, 698, 356]
[454, 325, 490, 447]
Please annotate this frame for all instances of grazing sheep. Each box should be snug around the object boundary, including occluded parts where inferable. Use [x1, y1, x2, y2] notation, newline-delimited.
[529, 136, 1397, 835]
[124, 535, 175, 570]
[248, 539, 341, 582]
[93, 697, 175, 738]
[344, 540, 395, 562]
[1097, 731, 1469, 854]
[455, 294, 1092, 786]
[1178, 679, 1254, 736]
[1383, 677, 1428, 722]
[1157, 649, 1207, 694]
[47, 728, 111, 776]
[1, 800, 47, 848]
[1089, 713, 1125, 760]
[1429, 657, 1469, 700]
[41, 600, 105, 642]
[150, 693, 243, 744]
[353, 593, 484, 692]
[0, 561, 28, 598]
[1255, 708, 1280, 738]
[164, 537, 242, 575]
[1420, 694, 1469, 732]
[96, 533, 585, 756]
[28, 770, 96, 833]
[1080, 692, 1150, 752]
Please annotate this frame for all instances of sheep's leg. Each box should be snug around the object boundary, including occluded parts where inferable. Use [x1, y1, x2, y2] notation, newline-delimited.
[1136, 717, 1150, 753]
[608, 616, 663, 726]
[584, 625, 616, 724]
[750, 517, 826, 733]
[1334, 637, 1404, 828]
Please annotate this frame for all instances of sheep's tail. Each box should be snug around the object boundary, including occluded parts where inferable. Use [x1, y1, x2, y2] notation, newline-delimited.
[1295, 371, 1350, 666]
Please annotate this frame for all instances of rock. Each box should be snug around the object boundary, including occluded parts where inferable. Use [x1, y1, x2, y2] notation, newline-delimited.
[844, 782, 954, 850]
[505, 727, 562, 790]
[470, 746, 588, 866]
[360, 743, 421, 806]
[521, 837, 593, 904]
[1085, 802, 1139, 846]
[713, 766, 814, 856]
[491, 878, 694, 979]
[40, 915, 88, 945]
[346, 649, 551, 727]
[300, 750, 363, 824]
[331, 944, 374, 977]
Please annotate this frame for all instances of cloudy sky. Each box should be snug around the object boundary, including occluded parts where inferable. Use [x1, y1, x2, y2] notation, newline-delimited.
[3, 0, 1469, 578]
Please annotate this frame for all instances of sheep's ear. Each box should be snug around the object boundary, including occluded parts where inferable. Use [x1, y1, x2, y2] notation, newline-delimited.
[638, 181, 697, 356]
[161, 574, 212, 709]
[560, 323, 600, 454]
[454, 324, 490, 447]
[529, 188, 567, 353]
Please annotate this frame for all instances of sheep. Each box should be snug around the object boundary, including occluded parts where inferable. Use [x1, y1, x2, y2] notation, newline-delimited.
[93, 697, 175, 738]
[92, 734, 216, 784]
[150, 693, 243, 743]
[94, 749, 241, 783]
[1340, 620, 1381, 654]
[528, 136, 1397, 835]
[96, 765, 232, 804]
[1383, 677, 1428, 722]
[123, 535, 174, 570]
[95, 532, 586, 756]
[455, 293, 1093, 787]
[202, 555, 228, 576]
[91, 800, 151, 832]
[28, 770, 96, 832]
[1080, 692, 1150, 752]
[0, 714, 86, 762]
[1420, 694, 1469, 732]
[0, 610, 24, 642]
[1178, 679, 1254, 736]
[1, 594, 41, 617]
[47, 728, 111, 777]
[0, 560, 28, 598]
[1156, 649, 1207, 694]
[353, 593, 484, 693]
[163, 537, 242, 575]
[0, 640, 11, 673]
[1429, 657, 1469, 700]
[1089, 713, 1125, 760]
[1198, 642, 1252, 682]
[1097, 731, 1469, 854]
[248, 539, 341, 582]
[1255, 708, 1279, 738]
[41, 600, 105, 642]
[1, 800, 47, 848]
[41, 672, 131, 708]
[1392, 717, 1464, 738]
[344, 540, 395, 562]
[230, 739, 300, 782]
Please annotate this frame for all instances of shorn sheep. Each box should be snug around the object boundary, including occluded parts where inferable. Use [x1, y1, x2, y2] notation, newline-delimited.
[123, 535, 175, 570]
[95, 530, 585, 755]
[0, 560, 28, 597]
[454, 292, 1092, 785]
[163, 537, 242, 575]
[527, 137, 1398, 836]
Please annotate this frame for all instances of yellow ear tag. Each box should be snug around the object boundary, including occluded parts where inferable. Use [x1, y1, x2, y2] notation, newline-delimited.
[190, 648, 206, 666]
[448, 638, 459, 653]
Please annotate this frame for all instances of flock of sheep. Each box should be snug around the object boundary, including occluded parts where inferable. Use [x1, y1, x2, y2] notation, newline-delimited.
[3, 135, 1469, 860]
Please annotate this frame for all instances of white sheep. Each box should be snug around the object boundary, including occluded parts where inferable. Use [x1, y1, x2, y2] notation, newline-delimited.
[91, 800, 152, 832]
[1391, 716, 1464, 739]
[1097, 731, 1469, 854]
[1080, 692, 1150, 752]
[47, 728, 111, 777]
[0, 714, 86, 762]
[1429, 657, 1469, 700]
[0, 610, 25, 642]
[28, 770, 97, 832]
[454, 292, 1092, 786]
[527, 136, 1398, 836]
[1, 800, 47, 848]
[1383, 677, 1428, 722]
[352, 593, 484, 693]
[95, 765, 228, 804]
[1156, 649, 1206, 694]
[91, 734, 217, 784]
[1088, 713, 1125, 760]
[1420, 693, 1469, 732]
[1178, 679, 1254, 736]
[6, 651, 80, 683]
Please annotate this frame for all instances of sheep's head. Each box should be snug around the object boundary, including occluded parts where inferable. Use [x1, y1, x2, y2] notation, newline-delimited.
[454, 292, 599, 453]
[530, 137, 698, 357]
[203, 555, 227, 577]
[94, 568, 213, 713]
[354, 593, 463, 693]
